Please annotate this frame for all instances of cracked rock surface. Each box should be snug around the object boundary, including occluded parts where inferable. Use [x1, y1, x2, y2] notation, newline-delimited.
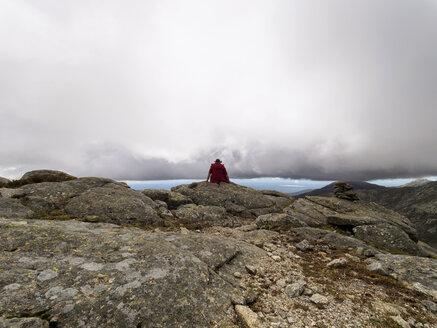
[0, 218, 266, 327]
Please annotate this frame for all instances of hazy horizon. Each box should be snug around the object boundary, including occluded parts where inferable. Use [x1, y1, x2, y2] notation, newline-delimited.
[1, 0, 437, 180]
[125, 176, 437, 193]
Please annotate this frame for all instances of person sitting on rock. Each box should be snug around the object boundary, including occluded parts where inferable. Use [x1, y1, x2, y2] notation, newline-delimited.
[206, 159, 231, 184]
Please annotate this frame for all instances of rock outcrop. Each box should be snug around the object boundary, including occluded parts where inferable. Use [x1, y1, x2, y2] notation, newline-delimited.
[1, 170, 436, 327]
[358, 181, 437, 250]
[0, 175, 164, 227]
[274, 196, 426, 256]
[0, 218, 265, 327]
[0, 176, 11, 186]
[366, 254, 437, 298]
[64, 184, 163, 226]
[20, 169, 77, 183]
[171, 182, 281, 218]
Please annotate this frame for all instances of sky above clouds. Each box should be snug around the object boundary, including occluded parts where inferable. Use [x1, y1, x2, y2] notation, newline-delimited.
[1, 0, 437, 180]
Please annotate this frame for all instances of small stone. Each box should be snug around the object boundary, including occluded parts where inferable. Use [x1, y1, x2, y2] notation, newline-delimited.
[234, 271, 242, 278]
[295, 240, 313, 252]
[355, 247, 364, 255]
[264, 243, 277, 251]
[271, 255, 281, 262]
[276, 279, 287, 288]
[244, 289, 258, 304]
[366, 262, 388, 275]
[245, 265, 257, 275]
[327, 258, 347, 268]
[303, 288, 313, 296]
[285, 280, 306, 298]
[321, 245, 331, 254]
[345, 253, 361, 262]
[180, 227, 190, 234]
[390, 315, 410, 328]
[235, 305, 264, 328]
[287, 317, 295, 324]
[310, 294, 329, 305]
[231, 294, 245, 305]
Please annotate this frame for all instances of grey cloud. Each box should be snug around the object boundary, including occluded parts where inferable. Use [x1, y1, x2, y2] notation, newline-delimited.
[1, 0, 437, 181]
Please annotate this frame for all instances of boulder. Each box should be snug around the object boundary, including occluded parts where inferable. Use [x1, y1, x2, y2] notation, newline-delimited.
[284, 198, 328, 227]
[0, 218, 267, 327]
[255, 213, 307, 230]
[12, 177, 117, 213]
[293, 227, 380, 256]
[171, 182, 276, 218]
[286, 196, 422, 255]
[154, 200, 175, 220]
[21, 169, 76, 181]
[65, 185, 162, 226]
[0, 176, 11, 186]
[264, 195, 294, 209]
[295, 239, 314, 252]
[333, 182, 359, 201]
[142, 189, 193, 210]
[174, 204, 227, 224]
[18, 170, 77, 185]
[142, 189, 171, 202]
[353, 223, 426, 256]
[357, 181, 437, 250]
[0, 198, 34, 219]
[259, 190, 294, 210]
[365, 254, 437, 298]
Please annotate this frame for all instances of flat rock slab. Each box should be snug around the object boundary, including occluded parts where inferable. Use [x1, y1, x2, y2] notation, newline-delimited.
[0, 218, 266, 327]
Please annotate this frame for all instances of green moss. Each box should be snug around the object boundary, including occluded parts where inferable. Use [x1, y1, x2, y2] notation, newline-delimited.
[36, 210, 72, 221]
[366, 316, 402, 328]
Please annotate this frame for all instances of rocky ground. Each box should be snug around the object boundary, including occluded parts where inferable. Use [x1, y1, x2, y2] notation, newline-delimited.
[0, 170, 436, 327]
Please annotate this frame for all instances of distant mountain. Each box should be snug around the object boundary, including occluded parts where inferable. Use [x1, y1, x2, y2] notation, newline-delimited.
[358, 181, 437, 249]
[400, 178, 432, 188]
[294, 181, 386, 198]
[288, 189, 314, 196]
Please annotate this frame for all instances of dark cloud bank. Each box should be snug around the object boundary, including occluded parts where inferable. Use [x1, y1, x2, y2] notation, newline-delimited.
[1, 0, 437, 181]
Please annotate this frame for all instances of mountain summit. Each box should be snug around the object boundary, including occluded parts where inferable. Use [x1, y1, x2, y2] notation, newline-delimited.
[0, 170, 436, 327]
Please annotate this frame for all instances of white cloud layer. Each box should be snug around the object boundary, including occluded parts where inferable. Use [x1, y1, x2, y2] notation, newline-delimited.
[1, 0, 437, 180]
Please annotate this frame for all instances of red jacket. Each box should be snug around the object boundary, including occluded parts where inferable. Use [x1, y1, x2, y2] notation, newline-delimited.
[209, 163, 230, 183]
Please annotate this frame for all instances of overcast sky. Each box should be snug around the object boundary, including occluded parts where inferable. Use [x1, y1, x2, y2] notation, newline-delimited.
[1, 0, 437, 180]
